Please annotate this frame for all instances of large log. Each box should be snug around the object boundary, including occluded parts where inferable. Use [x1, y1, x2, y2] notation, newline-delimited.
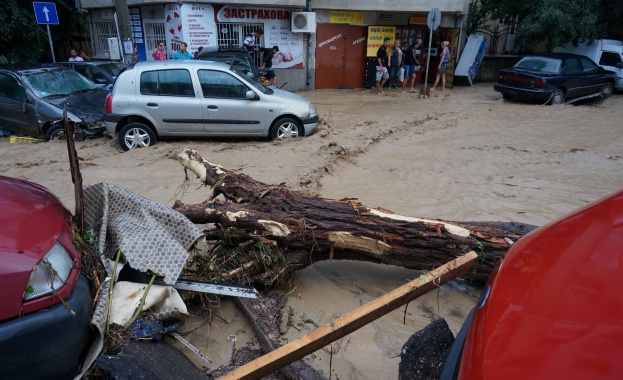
[174, 149, 536, 284]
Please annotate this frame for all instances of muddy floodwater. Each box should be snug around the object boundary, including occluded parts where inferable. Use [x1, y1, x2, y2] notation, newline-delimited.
[2, 83, 622, 379]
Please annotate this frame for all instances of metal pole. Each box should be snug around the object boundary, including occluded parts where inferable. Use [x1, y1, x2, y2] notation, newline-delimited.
[47, 24, 56, 63]
[424, 27, 433, 90]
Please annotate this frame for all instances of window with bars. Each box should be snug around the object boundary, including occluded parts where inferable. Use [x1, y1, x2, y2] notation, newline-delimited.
[93, 22, 116, 57]
[144, 21, 166, 60]
[216, 23, 264, 67]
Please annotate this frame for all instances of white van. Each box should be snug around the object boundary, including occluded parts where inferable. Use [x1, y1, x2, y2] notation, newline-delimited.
[554, 39, 623, 91]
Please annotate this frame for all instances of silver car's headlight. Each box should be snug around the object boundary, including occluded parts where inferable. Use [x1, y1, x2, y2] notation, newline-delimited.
[309, 103, 317, 116]
[24, 242, 74, 300]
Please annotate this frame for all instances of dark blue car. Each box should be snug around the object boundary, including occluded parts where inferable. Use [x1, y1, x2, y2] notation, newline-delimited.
[494, 53, 616, 105]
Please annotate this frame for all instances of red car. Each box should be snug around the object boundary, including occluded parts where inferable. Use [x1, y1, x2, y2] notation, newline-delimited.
[0, 176, 92, 379]
[442, 188, 623, 379]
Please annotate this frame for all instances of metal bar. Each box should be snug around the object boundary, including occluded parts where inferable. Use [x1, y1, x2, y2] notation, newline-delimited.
[155, 279, 260, 298]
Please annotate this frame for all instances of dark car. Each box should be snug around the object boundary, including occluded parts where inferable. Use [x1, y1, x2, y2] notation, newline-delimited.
[55, 61, 127, 90]
[441, 188, 623, 379]
[0, 64, 107, 140]
[494, 53, 617, 104]
[195, 47, 261, 83]
[0, 176, 92, 379]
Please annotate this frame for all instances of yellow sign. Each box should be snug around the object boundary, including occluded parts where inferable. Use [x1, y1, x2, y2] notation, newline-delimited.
[330, 11, 364, 24]
[366, 26, 395, 57]
[408, 16, 427, 25]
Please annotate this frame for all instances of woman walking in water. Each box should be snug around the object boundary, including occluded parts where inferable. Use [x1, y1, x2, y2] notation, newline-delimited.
[431, 41, 450, 91]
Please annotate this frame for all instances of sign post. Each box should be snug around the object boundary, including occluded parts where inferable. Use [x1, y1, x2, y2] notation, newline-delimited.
[33, 2, 59, 63]
[424, 8, 441, 92]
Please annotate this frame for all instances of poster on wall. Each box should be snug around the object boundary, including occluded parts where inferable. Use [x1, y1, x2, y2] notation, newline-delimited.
[181, 4, 217, 55]
[129, 7, 146, 62]
[215, 5, 303, 69]
[366, 26, 395, 57]
[164, 4, 183, 59]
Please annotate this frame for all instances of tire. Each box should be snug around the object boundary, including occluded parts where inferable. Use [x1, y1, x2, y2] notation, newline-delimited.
[270, 117, 302, 140]
[45, 124, 66, 141]
[502, 93, 513, 101]
[119, 122, 156, 151]
[599, 83, 613, 99]
[548, 88, 565, 105]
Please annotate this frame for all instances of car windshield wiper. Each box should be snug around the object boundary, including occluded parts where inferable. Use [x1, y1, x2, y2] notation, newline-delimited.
[74, 88, 98, 93]
[42, 93, 70, 99]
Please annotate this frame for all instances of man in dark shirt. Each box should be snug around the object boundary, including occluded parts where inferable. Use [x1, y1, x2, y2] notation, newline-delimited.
[402, 41, 421, 93]
[376, 37, 391, 94]
[260, 46, 279, 86]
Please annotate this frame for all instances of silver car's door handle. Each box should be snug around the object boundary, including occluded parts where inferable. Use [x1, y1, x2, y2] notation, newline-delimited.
[146, 102, 158, 107]
[207, 105, 218, 109]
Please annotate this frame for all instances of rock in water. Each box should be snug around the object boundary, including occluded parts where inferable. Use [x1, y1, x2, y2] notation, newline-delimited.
[399, 318, 455, 380]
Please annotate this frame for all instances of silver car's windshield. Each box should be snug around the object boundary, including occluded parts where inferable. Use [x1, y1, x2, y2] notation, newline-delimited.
[234, 69, 268, 94]
[514, 57, 562, 73]
[22, 69, 98, 98]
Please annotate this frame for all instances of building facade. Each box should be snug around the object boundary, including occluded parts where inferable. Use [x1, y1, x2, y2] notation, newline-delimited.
[80, 0, 470, 91]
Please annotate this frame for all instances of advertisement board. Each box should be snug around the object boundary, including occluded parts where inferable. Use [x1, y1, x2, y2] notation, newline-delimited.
[366, 26, 395, 57]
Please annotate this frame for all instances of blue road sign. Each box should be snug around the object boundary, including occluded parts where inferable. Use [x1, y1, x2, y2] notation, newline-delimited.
[33, 2, 59, 25]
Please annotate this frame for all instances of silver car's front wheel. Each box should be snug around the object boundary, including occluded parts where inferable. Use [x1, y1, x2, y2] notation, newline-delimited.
[119, 122, 156, 151]
[270, 117, 302, 140]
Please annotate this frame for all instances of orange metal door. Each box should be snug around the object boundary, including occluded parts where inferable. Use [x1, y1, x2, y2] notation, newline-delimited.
[343, 25, 367, 88]
[316, 24, 347, 89]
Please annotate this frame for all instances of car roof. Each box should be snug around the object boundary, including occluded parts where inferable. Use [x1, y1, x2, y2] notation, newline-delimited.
[0, 63, 69, 74]
[132, 60, 232, 70]
[57, 61, 126, 66]
[523, 52, 592, 60]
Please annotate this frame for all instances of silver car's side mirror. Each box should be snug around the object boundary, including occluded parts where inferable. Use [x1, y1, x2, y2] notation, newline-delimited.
[245, 90, 258, 100]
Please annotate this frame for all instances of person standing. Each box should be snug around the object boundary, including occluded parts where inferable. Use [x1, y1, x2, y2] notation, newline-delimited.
[243, 28, 263, 54]
[152, 42, 166, 60]
[401, 41, 421, 93]
[172, 42, 193, 60]
[431, 41, 450, 91]
[387, 39, 403, 89]
[260, 46, 279, 86]
[68, 49, 84, 62]
[375, 37, 391, 94]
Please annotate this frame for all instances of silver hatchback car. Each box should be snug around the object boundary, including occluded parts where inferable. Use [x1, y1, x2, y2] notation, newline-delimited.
[104, 60, 319, 151]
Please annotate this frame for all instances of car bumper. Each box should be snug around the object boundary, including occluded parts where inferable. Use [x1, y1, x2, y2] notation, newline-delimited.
[104, 113, 122, 133]
[494, 83, 553, 101]
[0, 273, 93, 379]
[302, 114, 320, 136]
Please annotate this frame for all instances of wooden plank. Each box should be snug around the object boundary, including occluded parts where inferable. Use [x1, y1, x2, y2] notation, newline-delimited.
[219, 251, 479, 380]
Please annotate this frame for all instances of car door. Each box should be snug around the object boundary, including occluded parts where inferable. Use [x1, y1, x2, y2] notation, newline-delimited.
[578, 56, 605, 94]
[0, 73, 40, 136]
[197, 69, 267, 135]
[136, 69, 204, 134]
[561, 57, 583, 98]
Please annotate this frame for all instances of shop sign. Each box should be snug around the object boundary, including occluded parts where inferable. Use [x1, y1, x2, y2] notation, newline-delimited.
[329, 11, 364, 24]
[408, 16, 427, 25]
[379, 14, 393, 21]
[366, 25, 395, 57]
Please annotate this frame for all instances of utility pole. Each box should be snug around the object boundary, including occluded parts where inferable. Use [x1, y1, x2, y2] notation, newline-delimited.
[113, 0, 135, 63]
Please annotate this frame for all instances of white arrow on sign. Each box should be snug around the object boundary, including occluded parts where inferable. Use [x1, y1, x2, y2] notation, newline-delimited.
[43, 6, 50, 21]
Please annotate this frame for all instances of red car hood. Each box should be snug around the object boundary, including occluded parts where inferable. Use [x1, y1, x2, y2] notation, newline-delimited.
[459, 189, 623, 379]
[0, 176, 66, 318]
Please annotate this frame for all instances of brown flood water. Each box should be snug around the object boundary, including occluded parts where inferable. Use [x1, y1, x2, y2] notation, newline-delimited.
[1, 83, 622, 378]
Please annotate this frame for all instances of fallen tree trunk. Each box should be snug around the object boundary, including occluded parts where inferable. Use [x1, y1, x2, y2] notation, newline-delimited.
[174, 149, 536, 285]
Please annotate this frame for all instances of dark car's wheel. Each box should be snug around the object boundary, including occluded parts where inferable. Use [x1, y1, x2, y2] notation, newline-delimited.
[270, 117, 302, 140]
[599, 83, 613, 100]
[119, 123, 156, 151]
[502, 93, 514, 101]
[45, 124, 66, 141]
[548, 88, 565, 105]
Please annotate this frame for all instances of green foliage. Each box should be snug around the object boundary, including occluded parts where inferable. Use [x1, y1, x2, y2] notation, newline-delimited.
[0, 0, 87, 63]
[467, 0, 620, 51]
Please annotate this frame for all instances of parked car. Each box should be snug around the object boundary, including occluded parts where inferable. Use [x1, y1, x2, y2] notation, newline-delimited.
[0, 176, 92, 379]
[194, 46, 260, 83]
[0, 64, 107, 140]
[105, 60, 319, 151]
[54, 61, 127, 90]
[494, 53, 617, 105]
[554, 39, 623, 91]
[441, 188, 623, 379]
